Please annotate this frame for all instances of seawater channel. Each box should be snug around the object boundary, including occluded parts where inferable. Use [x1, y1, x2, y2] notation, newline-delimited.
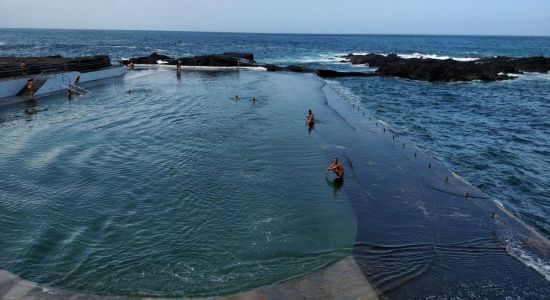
[0, 69, 548, 298]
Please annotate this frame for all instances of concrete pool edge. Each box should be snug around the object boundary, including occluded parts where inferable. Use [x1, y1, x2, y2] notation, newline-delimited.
[0, 257, 379, 299]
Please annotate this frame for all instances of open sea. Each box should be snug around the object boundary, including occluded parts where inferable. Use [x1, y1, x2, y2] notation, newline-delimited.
[0, 29, 549, 297]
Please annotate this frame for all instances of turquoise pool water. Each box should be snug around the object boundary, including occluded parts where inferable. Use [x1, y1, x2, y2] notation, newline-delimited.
[0, 70, 357, 297]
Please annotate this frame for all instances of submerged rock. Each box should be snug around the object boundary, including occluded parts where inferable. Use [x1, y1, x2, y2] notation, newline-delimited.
[342, 53, 550, 82]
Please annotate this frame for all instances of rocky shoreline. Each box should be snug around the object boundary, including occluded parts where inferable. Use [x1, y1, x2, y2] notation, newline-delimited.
[342, 53, 550, 82]
[124, 52, 550, 82]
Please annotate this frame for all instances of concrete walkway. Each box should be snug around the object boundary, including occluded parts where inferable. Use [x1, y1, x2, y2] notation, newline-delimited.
[0, 257, 378, 300]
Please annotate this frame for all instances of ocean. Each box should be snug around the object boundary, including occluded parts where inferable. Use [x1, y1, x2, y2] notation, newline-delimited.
[0, 28, 549, 297]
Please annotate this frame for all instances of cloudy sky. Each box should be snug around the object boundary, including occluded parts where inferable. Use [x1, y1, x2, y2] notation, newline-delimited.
[0, 0, 549, 36]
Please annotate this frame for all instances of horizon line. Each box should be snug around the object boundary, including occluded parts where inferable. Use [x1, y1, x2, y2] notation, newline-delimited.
[1, 27, 549, 38]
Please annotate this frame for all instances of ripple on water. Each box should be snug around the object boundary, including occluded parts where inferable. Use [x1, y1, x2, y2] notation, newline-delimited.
[0, 71, 357, 297]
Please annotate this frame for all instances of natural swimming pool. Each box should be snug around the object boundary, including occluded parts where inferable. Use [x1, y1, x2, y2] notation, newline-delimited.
[1, 69, 549, 298]
[0, 70, 358, 297]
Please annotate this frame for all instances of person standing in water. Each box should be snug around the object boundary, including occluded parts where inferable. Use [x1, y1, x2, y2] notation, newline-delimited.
[306, 109, 315, 126]
[176, 60, 182, 75]
[27, 79, 34, 97]
[325, 157, 344, 179]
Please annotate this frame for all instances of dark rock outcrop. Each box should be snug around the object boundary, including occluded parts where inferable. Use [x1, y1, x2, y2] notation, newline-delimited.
[176, 55, 242, 67]
[126, 52, 255, 67]
[264, 64, 314, 73]
[125, 52, 550, 82]
[342, 53, 550, 82]
[126, 52, 174, 65]
[315, 69, 376, 78]
[343, 53, 402, 67]
[222, 52, 255, 63]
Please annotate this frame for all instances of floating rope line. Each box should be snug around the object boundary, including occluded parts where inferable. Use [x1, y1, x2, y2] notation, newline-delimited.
[321, 78, 491, 201]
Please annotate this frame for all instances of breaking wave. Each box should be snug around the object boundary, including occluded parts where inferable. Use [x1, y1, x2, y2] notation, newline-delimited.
[351, 52, 479, 62]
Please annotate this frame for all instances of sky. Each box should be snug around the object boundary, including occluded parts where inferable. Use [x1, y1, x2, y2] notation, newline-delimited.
[0, 0, 549, 36]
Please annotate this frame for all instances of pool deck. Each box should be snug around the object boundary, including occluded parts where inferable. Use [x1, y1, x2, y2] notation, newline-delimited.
[0, 256, 378, 300]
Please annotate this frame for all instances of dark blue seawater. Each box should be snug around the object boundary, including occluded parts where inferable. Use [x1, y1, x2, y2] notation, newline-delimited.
[0, 29, 549, 296]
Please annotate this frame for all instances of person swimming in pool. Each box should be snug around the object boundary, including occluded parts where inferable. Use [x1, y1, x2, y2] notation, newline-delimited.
[325, 157, 344, 179]
[306, 109, 315, 127]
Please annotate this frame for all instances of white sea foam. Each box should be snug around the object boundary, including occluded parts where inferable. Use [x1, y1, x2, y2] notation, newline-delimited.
[350, 52, 479, 62]
[265, 53, 350, 65]
[514, 72, 550, 81]
[399, 52, 479, 61]
[156, 60, 168, 64]
[506, 240, 550, 281]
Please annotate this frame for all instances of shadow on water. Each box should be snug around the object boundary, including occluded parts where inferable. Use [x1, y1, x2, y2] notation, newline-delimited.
[307, 123, 314, 133]
[325, 177, 344, 195]
[23, 99, 49, 120]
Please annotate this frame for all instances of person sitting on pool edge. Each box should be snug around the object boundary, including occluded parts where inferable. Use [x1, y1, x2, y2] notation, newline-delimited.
[325, 157, 344, 179]
[306, 109, 315, 126]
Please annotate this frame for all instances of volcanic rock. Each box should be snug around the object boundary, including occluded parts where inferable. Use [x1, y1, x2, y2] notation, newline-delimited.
[342, 53, 550, 82]
[315, 69, 376, 78]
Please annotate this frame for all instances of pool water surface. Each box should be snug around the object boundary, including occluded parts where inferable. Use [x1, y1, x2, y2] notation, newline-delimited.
[0, 70, 357, 297]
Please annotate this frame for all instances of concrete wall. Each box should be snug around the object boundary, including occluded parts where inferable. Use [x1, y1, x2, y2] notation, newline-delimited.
[0, 67, 126, 99]
[0, 78, 29, 98]
[36, 71, 79, 96]
[36, 67, 126, 96]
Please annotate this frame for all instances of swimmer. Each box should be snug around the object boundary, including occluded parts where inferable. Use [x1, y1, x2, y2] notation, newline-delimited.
[305, 109, 315, 126]
[251, 97, 256, 104]
[325, 157, 344, 179]
[234, 94, 240, 100]
[127, 89, 132, 94]
[67, 88, 73, 99]
[74, 75, 80, 85]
